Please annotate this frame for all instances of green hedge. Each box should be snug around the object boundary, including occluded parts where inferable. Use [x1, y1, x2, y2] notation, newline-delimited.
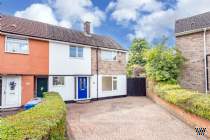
[0, 92, 67, 140]
[155, 83, 210, 120]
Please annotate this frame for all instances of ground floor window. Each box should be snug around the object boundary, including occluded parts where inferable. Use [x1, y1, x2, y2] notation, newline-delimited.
[53, 76, 65, 86]
[102, 76, 117, 91]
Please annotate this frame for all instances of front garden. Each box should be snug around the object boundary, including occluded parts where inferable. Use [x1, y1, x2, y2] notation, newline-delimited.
[155, 83, 210, 120]
[0, 92, 67, 140]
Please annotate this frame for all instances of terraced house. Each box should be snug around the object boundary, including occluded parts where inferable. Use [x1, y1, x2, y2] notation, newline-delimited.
[0, 14, 127, 108]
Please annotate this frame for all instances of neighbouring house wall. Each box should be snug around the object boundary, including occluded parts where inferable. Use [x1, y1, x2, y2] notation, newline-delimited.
[91, 48, 126, 75]
[90, 75, 127, 98]
[49, 42, 91, 75]
[0, 34, 49, 75]
[21, 76, 34, 105]
[176, 31, 210, 91]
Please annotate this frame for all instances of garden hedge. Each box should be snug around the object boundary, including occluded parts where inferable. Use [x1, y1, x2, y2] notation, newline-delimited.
[0, 92, 67, 140]
[155, 83, 210, 120]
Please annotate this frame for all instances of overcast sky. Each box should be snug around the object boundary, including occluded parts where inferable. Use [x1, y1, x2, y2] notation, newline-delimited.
[1, 0, 210, 48]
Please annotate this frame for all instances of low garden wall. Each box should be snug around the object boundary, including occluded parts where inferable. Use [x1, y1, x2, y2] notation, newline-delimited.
[147, 81, 210, 138]
[0, 92, 67, 140]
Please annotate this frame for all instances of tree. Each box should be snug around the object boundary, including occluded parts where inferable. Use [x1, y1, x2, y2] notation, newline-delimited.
[126, 38, 149, 76]
[144, 44, 184, 83]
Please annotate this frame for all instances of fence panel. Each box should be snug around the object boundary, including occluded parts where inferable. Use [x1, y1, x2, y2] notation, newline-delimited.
[127, 77, 146, 96]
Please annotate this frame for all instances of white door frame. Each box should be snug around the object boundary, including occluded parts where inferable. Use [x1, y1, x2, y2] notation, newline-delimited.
[75, 76, 90, 101]
[0, 76, 2, 108]
[1, 76, 22, 108]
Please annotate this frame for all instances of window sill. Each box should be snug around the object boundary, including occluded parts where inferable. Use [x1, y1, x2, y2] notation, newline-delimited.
[53, 85, 65, 87]
[102, 90, 117, 92]
[101, 60, 117, 62]
[69, 57, 84, 60]
[5, 51, 29, 55]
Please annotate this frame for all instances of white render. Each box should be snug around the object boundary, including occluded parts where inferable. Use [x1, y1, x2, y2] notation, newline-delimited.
[48, 76, 91, 101]
[49, 41, 91, 75]
[90, 75, 127, 98]
[48, 41, 127, 101]
[48, 76, 75, 101]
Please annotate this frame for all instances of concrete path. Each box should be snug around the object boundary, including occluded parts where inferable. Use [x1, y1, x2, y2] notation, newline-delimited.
[67, 97, 207, 140]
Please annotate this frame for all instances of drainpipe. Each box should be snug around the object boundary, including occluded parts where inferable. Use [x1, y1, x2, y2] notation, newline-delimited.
[203, 28, 208, 95]
[96, 47, 99, 100]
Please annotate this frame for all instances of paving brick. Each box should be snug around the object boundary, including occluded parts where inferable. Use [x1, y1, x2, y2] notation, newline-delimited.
[66, 97, 207, 140]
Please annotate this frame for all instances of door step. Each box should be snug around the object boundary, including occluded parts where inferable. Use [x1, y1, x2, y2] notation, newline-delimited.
[76, 99, 91, 104]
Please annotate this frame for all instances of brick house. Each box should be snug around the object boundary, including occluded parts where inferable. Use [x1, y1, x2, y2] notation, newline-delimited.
[0, 14, 127, 108]
[175, 12, 210, 93]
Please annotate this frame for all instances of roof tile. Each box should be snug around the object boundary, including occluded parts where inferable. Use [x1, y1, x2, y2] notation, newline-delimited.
[0, 14, 126, 51]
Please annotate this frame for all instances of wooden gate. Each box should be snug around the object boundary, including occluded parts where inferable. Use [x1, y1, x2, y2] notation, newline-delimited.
[127, 77, 146, 96]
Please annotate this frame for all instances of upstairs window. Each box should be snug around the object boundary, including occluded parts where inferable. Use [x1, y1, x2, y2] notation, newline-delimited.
[6, 37, 29, 54]
[70, 46, 83, 58]
[101, 50, 117, 61]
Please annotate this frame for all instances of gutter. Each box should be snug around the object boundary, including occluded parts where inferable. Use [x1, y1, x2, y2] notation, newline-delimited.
[176, 27, 210, 37]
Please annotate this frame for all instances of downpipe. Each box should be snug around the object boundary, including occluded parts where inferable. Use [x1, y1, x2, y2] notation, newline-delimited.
[203, 28, 208, 95]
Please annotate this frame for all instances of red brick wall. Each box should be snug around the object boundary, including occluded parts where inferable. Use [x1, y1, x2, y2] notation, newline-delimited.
[0, 34, 49, 75]
[21, 76, 34, 105]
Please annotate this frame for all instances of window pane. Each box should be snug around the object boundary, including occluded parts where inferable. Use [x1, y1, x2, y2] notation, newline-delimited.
[70, 47, 76, 57]
[113, 80, 117, 90]
[6, 37, 28, 53]
[78, 47, 83, 57]
[53, 76, 64, 86]
[102, 77, 112, 91]
[101, 51, 113, 60]
[112, 52, 117, 60]
[20, 43, 28, 53]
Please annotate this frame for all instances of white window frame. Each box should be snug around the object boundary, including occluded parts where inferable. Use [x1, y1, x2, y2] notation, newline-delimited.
[101, 50, 117, 61]
[69, 46, 84, 58]
[112, 77, 117, 91]
[102, 76, 118, 92]
[52, 76, 65, 86]
[5, 36, 29, 54]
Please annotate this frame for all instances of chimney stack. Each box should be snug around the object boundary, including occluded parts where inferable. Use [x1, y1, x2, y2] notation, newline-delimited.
[84, 21, 91, 35]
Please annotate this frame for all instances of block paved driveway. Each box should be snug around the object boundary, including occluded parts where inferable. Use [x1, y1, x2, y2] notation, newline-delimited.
[67, 97, 207, 140]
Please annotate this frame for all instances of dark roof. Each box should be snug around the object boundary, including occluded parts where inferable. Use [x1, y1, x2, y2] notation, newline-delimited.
[0, 14, 126, 51]
[175, 11, 210, 34]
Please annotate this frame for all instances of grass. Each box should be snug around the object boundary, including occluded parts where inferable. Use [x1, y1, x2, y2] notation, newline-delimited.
[154, 83, 210, 120]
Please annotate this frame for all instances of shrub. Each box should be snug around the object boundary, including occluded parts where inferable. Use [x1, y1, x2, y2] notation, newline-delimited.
[0, 92, 67, 140]
[144, 45, 184, 83]
[155, 83, 210, 120]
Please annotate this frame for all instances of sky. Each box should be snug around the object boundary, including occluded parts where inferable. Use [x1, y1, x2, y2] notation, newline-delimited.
[1, 0, 210, 49]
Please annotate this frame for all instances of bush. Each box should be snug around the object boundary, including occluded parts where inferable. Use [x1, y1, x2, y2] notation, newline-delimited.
[155, 83, 210, 120]
[0, 92, 67, 140]
[144, 45, 184, 83]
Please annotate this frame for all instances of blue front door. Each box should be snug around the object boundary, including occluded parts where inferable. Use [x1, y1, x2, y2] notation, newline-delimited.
[78, 77, 87, 99]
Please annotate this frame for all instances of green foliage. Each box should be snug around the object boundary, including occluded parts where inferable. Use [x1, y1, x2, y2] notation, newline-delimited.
[144, 45, 184, 83]
[155, 83, 210, 120]
[127, 38, 150, 76]
[0, 92, 67, 140]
